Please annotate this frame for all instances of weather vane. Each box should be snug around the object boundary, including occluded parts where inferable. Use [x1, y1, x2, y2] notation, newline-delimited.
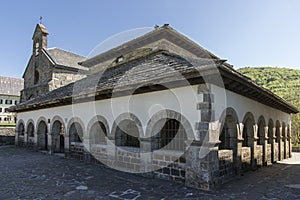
[39, 16, 43, 24]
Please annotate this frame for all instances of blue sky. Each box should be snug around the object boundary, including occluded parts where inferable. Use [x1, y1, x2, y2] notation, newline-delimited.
[0, 0, 300, 78]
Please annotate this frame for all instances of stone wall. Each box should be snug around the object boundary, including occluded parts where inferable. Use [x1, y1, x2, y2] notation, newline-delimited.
[0, 127, 15, 146]
[0, 127, 15, 136]
[218, 150, 234, 184]
[115, 147, 141, 173]
[153, 150, 186, 182]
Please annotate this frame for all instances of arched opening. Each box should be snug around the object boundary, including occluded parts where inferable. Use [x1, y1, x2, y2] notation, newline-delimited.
[52, 120, 65, 153]
[257, 116, 266, 166]
[27, 122, 35, 147]
[27, 122, 34, 137]
[219, 110, 238, 178]
[90, 121, 107, 145]
[268, 119, 274, 163]
[17, 122, 25, 146]
[18, 123, 25, 136]
[242, 114, 255, 171]
[115, 119, 140, 149]
[69, 122, 83, 144]
[151, 118, 187, 152]
[37, 120, 48, 150]
[275, 120, 281, 161]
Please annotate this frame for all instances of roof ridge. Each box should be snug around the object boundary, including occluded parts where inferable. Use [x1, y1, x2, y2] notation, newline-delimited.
[46, 47, 86, 58]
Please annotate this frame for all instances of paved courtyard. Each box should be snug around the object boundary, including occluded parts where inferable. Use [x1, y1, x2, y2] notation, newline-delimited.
[0, 146, 299, 199]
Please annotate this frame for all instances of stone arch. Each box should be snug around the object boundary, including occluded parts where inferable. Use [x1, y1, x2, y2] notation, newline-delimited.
[242, 112, 255, 170]
[219, 107, 239, 149]
[50, 116, 65, 134]
[268, 118, 275, 162]
[111, 113, 143, 148]
[36, 117, 48, 150]
[51, 116, 67, 153]
[26, 119, 35, 137]
[146, 109, 194, 151]
[68, 117, 85, 144]
[87, 115, 109, 145]
[218, 107, 239, 175]
[17, 119, 25, 136]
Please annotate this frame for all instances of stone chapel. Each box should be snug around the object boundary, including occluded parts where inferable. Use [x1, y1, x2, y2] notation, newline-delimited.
[10, 23, 298, 190]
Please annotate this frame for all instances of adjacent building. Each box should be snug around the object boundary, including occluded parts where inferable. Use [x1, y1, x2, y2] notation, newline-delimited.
[10, 23, 299, 190]
[0, 76, 23, 124]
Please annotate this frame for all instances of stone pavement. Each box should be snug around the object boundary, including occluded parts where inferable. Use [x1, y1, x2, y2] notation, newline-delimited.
[0, 146, 299, 200]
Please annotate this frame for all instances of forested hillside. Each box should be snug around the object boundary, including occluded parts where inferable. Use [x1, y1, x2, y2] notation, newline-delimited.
[237, 67, 300, 145]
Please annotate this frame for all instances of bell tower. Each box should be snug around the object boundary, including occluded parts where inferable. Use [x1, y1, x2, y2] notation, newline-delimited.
[32, 23, 48, 56]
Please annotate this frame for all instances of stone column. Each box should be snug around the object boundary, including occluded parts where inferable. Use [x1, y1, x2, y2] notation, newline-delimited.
[83, 135, 91, 162]
[48, 133, 53, 155]
[236, 124, 243, 176]
[34, 131, 38, 151]
[15, 129, 19, 146]
[253, 124, 258, 169]
[24, 132, 28, 147]
[64, 132, 70, 157]
[107, 135, 116, 168]
[264, 127, 270, 165]
[140, 138, 153, 175]
[271, 127, 277, 162]
[278, 127, 283, 161]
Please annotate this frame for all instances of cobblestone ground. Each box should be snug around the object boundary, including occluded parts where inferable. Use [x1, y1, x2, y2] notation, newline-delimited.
[0, 146, 300, 200]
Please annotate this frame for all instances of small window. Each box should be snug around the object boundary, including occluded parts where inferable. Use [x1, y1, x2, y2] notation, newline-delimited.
[34, 69, 39, 84]
[116, 56, 124, 63]
[0, 108, 2, 112]
[0, 99, 2, 104]
[4, 108, 9, 113]
[15, 100, 19, 105]
[5, 100, 12, 105]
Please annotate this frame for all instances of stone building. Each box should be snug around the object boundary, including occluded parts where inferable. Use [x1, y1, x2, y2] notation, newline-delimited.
[21, 24, 88, 102]
[0, 76, 23, 124]
[10, 24, 298, 190]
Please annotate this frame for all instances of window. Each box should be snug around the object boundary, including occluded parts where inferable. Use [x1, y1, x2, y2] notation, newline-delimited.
[15, 100, 19, 105]
[0, 108, 2, 112]
[34, 69, 39, 84]
[0, 99, 2, 104]
[158, 119, 187, 151]
[5, 100, 12, 105]
[4, 108, 9, 113]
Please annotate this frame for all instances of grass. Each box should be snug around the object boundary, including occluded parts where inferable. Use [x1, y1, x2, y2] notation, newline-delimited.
[0, 123, 16, 127]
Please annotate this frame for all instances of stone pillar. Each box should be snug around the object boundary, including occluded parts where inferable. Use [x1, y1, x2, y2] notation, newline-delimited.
[107, 135, 116, 168]
[278, 127, 283, 161]
[253, 124, 258, 169]
[64, 133, 70, 156]
[288, 126, 292, 158]
[83, 135, 91, 162]
[24, 132, 28, 146]
[34, 131, 38, 151]
[236, 126, 243, 175]
[271, 127, 277, 162]
[15, 129, 19, 146]
[264, 127, 270, 165]
[48, 133, 53, 155]
[140, 138, 153, 175]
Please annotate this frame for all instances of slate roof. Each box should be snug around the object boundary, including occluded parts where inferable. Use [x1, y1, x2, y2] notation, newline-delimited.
[0, 76, 23, 96]
[10, 50, 298, 114]
[44, 48, 88, 71]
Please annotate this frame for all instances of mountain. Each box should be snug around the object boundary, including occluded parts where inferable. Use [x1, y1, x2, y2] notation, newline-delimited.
[237, 67, 300, 144]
